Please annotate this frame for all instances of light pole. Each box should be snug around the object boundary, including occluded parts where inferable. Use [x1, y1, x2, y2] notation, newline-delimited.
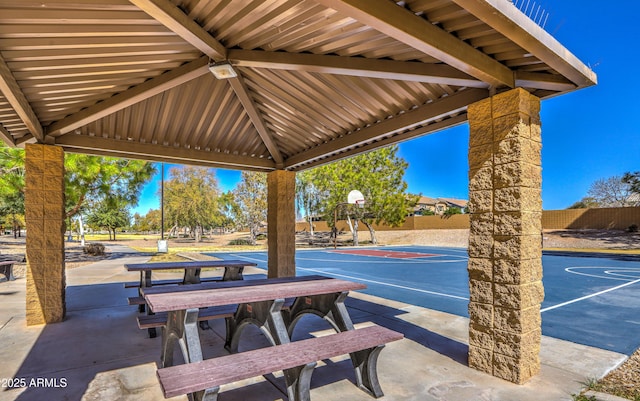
[157, 163, 168, 253]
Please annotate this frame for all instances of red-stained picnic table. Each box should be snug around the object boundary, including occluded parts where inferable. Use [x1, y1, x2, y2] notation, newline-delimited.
[141, 275, 396, 400]
[125, 259, 256, 337]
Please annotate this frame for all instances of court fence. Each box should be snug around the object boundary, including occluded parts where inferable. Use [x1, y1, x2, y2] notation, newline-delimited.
[296, 207, 640, 232]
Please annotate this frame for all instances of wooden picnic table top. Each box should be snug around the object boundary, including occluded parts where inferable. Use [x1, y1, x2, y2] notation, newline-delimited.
[124, 259, 257, 271]
[144, 275, 366, 313]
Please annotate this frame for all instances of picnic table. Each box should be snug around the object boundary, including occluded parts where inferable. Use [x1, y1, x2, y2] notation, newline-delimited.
[0, 260, 16, 281]
[124, 259, 256, 288]
[142, 275, 402, 401]
[125, 259, 257, 337]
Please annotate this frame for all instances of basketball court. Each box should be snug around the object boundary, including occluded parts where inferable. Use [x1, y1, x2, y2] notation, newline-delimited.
[207, 246, 640, 355]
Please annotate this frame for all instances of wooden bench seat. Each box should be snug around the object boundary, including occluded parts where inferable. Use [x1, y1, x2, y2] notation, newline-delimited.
[137, 305, 239, 330]
[0, 260, 16, 281]
[156, 325, 403, 401]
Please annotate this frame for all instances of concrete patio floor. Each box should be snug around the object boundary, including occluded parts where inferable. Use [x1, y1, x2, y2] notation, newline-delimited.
[0, 244, 628, 401]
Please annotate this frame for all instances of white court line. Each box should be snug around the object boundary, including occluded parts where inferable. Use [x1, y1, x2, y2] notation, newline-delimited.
[565, 266, 640, 281]
[541, 278, 640, 313]
[296, 257, 465, 264]
[298, 266, 469, 301]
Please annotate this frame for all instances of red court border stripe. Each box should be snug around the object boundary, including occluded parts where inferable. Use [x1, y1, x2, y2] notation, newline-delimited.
[330, 249, 439, 259]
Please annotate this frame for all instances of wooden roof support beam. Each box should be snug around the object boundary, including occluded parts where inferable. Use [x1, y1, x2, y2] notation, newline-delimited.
[228, 49, 487, 88]
[451, 0, 596, 88]
[0, 123, 14, 146]
[294, 113, 469, 171]
[285, 88, 489, 170]
[129, 0, 227, 61]
[0, 53, 43, 144]
[55, 134, 276, 171]
[515, 71, 576, 92]
[314, 0, 514, 88]
[47, 56, 209, 137]
[228, 76, 284, 166]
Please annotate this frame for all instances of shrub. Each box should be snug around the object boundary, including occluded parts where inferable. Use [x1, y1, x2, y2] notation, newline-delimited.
[83, 243, 105, 256]
[228, 238, 254, 246]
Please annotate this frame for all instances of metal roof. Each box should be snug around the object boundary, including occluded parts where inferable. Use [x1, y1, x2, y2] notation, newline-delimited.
[0, 0, 596, 171]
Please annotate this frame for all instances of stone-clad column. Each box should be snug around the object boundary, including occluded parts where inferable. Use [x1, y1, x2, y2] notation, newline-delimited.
[467, 88, 544, 384]
[267, 170, 296, 278]
[25, 144, 66, 325]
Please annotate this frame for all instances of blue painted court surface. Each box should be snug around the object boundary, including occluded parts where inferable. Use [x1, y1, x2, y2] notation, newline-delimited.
[207, 246, 640, 355]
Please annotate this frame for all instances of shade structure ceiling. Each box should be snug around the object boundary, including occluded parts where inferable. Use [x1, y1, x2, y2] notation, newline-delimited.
[0, 0, 596, 171]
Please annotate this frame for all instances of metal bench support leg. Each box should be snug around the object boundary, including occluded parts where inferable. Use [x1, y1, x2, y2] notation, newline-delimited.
[225, 299, 288, 352]
[1, 263, 15, 281]
[222, 266, 244, 281]
[138, 270, 152, 313]
[161, 309, 202, 368]
[351, 345, 386, 398]
[193, 386, 220, 401]
[284, 362, 316, 401]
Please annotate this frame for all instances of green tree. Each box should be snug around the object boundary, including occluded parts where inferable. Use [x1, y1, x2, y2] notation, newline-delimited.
[623, 172, 640, 195]
[234, 171, 267, 245]
[64, 155, 155, 218]
[0, 143, 155, 221]
[85, 199, 131, 240]
[217, 191, 239, 233]
[132, 209, 161, 233]
[164, 166, 221, 242]
[310, 145, 416, 245]
[296, 170, 322, 236]
[567, 197, 600, 209]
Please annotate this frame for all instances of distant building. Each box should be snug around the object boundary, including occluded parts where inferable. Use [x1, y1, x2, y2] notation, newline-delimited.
[413, 196, 468, 216]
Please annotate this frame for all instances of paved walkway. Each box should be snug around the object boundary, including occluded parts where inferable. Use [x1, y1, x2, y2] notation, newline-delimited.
[0, 244, 628, 401]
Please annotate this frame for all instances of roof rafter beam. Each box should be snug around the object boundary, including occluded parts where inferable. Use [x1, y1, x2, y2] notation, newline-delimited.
[285, 88, 489, 170]
[55, 134, 276, 171]
[47, 56, 209, 137]
[0, 123, 14, 145]
[129, 0, 227, 61]
[314, 0, 514, 88]
[227, 75, 284, 166]
[0, 52, 43, 144]
[228, 49, 487, 88]
[294, 113, 469, 171]
[451, 0, 596, 88]
[515, 71, 575, 92]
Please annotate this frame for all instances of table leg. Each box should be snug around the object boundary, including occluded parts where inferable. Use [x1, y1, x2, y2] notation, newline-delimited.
[161, 308, 203, 367]
[138, 270, 157, 337]
[285, 291, 383, 395]
[183, 268, 202, 285]
[222, 266, 244, 281]
[285, 291, 354, 336]
[224, 298, 289, 352]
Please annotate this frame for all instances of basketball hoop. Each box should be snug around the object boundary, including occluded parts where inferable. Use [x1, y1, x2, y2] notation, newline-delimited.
[347, 190, 365, 208]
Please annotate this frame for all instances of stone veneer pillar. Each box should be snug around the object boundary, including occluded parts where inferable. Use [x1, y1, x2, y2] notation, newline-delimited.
[25, 143, 66, 325]
[267, 170, 296, 278]
[467, 88, 544, 384]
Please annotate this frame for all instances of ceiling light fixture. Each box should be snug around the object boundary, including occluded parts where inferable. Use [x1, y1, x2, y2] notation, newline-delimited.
[208, 61, 237, 79]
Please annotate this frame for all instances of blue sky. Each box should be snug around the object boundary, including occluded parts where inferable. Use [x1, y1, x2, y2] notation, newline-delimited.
[132, 2, 640, 215]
